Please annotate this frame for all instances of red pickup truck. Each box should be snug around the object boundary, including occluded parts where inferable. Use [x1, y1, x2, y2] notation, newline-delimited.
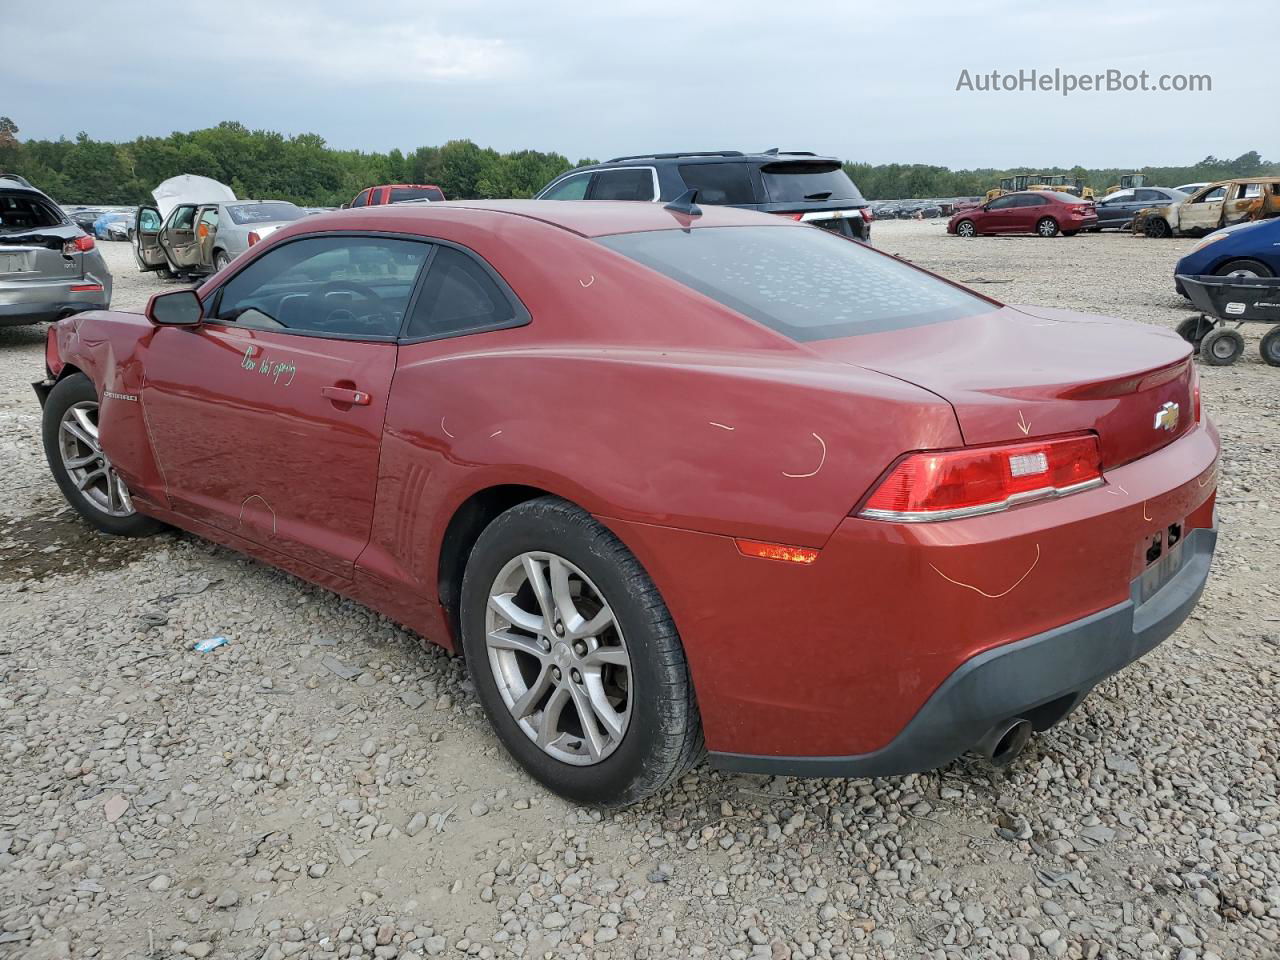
[348, 184, 446, 207]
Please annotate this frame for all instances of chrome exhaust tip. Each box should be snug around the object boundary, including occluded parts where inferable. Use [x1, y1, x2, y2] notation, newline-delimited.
[976, 718, 1033, 767]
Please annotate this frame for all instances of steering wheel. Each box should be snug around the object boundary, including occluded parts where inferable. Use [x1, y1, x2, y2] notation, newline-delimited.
[305, 280, 385, 329]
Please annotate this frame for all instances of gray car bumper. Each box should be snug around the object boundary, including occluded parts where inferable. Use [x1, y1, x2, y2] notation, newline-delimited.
[711, 524, 1217, 778]
[0, 276, 111, 325]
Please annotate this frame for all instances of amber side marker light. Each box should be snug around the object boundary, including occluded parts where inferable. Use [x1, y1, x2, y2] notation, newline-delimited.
[734, 539, 820, 565]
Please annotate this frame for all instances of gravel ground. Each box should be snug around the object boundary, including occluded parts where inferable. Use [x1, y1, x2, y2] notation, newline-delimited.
[1, 227, 1276, 960]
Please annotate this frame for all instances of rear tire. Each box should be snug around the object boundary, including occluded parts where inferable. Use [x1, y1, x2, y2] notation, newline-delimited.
[1199, 327, 1245, 366]
[460, 496, 703, 805]
[1260, 327, 1280, 367]
[1216, 259, 1273, 280]
[41, 374, 165, 537]
[1176, 316, 1212, 353]
[1036, 217, 1060, 238]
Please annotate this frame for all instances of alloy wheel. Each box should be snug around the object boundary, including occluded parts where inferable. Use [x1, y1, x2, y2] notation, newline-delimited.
[484, 551, 632, 765]
[57, 401, 135, 517]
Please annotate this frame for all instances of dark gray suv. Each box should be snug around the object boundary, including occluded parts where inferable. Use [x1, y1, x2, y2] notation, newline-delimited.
[535, 150, 871, 241]
[0, 175, 112, 326]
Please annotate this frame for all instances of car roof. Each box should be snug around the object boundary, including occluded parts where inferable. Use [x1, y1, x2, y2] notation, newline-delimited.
[300, 198, 792, 238]
[582, 150, 841, 170]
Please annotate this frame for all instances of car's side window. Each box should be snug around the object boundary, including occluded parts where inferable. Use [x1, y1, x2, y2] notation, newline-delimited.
[171, 206, 197, 230]
[1193, 188, 1225, 203]
[403, 246, 526, 341]
[213, 236, 430, 339]
[988, 195, 1017, 210]
[589, 169, 656, 201]
[138, 208, 162, 231]
[198, 208, 218, 236]
[351, 190, 369, 208]
[1021, 195, 1047, 206]
[540, 174, 590, 201]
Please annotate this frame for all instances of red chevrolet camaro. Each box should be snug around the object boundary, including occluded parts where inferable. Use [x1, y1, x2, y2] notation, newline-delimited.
[35, 199, 1218, 805]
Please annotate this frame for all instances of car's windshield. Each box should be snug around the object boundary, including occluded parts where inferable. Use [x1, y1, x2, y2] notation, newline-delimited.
[389, 187, 444, 203]
[598, 224, 990, 341]
[226, 202, 304, 225]
[759, 162, 863, 203]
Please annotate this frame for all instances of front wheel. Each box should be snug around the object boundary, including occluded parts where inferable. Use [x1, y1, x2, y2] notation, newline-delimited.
[1145, 218, 1171, 239]
[213, 250, 231, 273]
[1216, 259, 1273, 280]
[460, 497, 702, 805]
[1199, 327, 1245, 366]
[41, 374, 165, 537]
[955, 220, 976, 238]
[1036, 217, 1060, 238]
[1260, 327, 1280, 367]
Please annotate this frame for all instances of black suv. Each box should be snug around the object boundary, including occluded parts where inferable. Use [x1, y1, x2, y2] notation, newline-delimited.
[535, 149, 871, 241]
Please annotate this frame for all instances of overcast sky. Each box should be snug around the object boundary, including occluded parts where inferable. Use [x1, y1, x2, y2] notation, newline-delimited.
[5, 0, 1270, 169]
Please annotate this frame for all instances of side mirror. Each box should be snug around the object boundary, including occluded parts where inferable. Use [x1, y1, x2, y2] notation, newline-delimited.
[146, 289, 203, 326]
[340, 202, 350, 210]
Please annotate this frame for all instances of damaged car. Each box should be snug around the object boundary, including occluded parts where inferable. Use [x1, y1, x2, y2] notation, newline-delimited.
[135, 199, 305, 277]
[35, 199, 1217, 804]
[1135, 178, 1280, 238]
[1, 178, 111, 326]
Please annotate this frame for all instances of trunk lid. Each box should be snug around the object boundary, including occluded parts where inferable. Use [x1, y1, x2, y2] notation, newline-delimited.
[808, 304, 1196, 468]
[0, 229, 83, 281]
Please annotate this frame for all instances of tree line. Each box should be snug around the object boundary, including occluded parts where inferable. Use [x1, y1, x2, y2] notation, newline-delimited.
[1, 118, 1275, 205]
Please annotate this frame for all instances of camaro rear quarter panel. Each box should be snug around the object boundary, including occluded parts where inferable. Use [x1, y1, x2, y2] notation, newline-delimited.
[607, 420, 1217, 759]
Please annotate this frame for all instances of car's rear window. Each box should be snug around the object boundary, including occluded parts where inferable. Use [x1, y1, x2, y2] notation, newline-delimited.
[759, 162, 863, 203]
[389, 187, 445, 203]
[0, 192, 63, 232]
[227, 202, 304, 224]
[598, 225, 990, 341]
[677, 163, 756, 204]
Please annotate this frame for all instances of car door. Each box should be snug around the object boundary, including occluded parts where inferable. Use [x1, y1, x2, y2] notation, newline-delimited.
[1223, 183, 1263, 227]
[1014, 194, 1049, 231]
[194, 205, 220, 269]
[134, 205, 167, 270]
[979, 194, 1020, 232]
[1178, 186, 1226, 234]
[1096, 190, 1134, 227]
[160, 204, 200, 268]
[140, 233, 432, 578]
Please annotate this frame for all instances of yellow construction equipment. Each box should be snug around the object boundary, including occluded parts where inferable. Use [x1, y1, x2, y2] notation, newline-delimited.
[1105, 174, 1147, 196]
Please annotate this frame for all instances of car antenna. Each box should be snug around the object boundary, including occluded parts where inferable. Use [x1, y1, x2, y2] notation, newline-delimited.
[664, 189, 702, 217]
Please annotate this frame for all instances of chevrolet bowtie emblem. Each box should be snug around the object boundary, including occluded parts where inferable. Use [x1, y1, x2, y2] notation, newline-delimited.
[1154, 401, 1180, 432]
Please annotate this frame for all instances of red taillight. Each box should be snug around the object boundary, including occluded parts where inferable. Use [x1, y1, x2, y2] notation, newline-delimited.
[735, 539, 820, 565]
[861, 207, 874, 223]
[248, 231, 261, 246]
[1191, 365, 1202, 423]
[63, 235, 94, 255]
[776, 213, 804, 221]
[859, 434, 1103, 522]
[69, 283, 103, 293]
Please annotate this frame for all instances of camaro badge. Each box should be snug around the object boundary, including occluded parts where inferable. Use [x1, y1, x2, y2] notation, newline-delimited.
[1154, 401, 1180, 432]
[103, 390, 138, 403]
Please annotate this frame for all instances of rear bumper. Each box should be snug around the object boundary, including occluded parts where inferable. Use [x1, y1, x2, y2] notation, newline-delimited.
[0, 276, 110, 325]
[712, 523, 1215, 777]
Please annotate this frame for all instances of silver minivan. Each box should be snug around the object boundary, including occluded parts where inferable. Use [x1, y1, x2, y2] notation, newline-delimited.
[0, 176, 112, 326]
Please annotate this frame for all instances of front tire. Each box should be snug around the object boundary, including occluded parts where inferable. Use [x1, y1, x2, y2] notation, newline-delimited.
[1036, 217, 1060, 238]
[1199, 327, 1245, 366]
[955, 220, 976, 238]
[1260, 327, 1280, 367]
[41, 374, 165, 537]
[1216, 259, 1273, 280]
[460, 496, 702, 805]
[1145, 218, 1171, 238]
[213, 250, 231, 273]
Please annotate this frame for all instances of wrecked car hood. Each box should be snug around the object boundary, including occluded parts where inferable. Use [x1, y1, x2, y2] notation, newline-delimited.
[152, 175, 236, 219]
